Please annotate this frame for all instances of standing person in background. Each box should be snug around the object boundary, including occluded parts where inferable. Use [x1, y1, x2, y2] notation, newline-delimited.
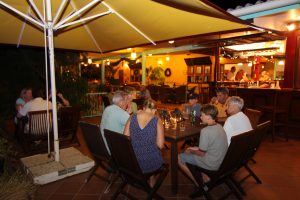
[226, 66, 236, 81]
[124, 86, 138, 113]
[100, 91, 131, 153]
[223, 96, 252, 145]
[210, 87, 230, 118]
[124, 99, 165, 187]
[235, 69, 249, 82]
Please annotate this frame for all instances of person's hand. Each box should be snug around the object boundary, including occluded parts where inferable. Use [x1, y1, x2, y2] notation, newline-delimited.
[126, 103, 133, 114]
[185, 146, 199, 153]
[210, 97, 217, 104]
[57, 93, 63, 99]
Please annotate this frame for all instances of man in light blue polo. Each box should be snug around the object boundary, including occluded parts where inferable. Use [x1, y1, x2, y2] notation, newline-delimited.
[100, 90, 131, 153]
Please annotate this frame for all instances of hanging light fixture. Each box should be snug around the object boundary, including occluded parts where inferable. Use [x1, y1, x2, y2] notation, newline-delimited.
[131, 52, 137, 59]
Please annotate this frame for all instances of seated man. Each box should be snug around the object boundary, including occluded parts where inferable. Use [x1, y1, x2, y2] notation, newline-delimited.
[48, 89, 70, 108]
[187, 93, 201, 118]
[17, 88, 52, 133]
[100, 91, 131, 153]
[210, 87, 230, 118]
[223, 96, 253, 145]
[140, 85, 151, 100]
[178, 104, 228, 185]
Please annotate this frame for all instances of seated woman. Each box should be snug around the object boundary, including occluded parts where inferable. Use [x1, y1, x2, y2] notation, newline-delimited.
[178, 104, 228, 185]
[124, 99, 165, 187]
[124, 86, 138, 113]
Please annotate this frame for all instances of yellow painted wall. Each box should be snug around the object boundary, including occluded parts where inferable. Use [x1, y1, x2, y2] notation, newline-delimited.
[145, 54, 213, 86]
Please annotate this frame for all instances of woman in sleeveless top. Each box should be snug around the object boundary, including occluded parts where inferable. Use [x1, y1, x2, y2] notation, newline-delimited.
[124, 99, 165, 187]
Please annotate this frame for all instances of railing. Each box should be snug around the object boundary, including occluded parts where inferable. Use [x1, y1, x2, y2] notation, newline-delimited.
[81, 92, 107, 118]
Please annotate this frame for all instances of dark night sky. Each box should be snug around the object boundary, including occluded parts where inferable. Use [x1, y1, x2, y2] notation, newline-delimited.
[208, 0, 264, 10]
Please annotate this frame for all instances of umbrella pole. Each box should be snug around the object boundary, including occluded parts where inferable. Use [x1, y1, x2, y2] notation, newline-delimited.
[46, 0, 59, 162]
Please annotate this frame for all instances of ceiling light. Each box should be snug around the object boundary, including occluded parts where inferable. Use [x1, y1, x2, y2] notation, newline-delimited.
[148, 54, 152, 56]
[237, 63, 243, 66]
[96, 63, 99, 67]
[286, 23, 296, 31]
[131, 52, 137, 59]
[168, 40, 174, 44]
[127, 48, 132, 51]
[88, 58, 92, 64]
[278, 60, 285, 65]
[124, 62, 129, 68]
[166, 56, 170, 61]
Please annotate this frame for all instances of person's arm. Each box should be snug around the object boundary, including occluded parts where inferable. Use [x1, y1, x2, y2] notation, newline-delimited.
[123, 116, 132, 136]
[156, 117, 165, 149]
[186, 146, 206, 157]
[57, 93, 70, 106]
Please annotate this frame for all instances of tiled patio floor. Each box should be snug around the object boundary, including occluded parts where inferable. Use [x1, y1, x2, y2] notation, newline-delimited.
[34, 118, 300, 199]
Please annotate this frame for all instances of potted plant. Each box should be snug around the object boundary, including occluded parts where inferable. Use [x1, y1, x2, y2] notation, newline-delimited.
[149, 67, 165, 85]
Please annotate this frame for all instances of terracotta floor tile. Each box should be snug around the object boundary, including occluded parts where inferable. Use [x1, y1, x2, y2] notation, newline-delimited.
[73, 194, 100, 200]
[33, 121, 300, 199]
[55, 181, 84, 194]
[48, 194, 74, 200]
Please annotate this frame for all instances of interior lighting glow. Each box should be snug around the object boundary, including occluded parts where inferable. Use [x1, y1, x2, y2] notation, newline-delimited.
[237, 63, 243, 66]
[278, 60, 285, 65]
[96, 63, 99, 67]
[168, 40, 174, 44]
[287, 24, 296, 31]
[166, 56, 170, 61]
[88, 58, 92, 64]
[131, 52, 137, 59]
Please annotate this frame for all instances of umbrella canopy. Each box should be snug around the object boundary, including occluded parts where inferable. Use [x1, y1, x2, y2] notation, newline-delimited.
[0, 0, 248, 53]
[0, 0, 249, 161]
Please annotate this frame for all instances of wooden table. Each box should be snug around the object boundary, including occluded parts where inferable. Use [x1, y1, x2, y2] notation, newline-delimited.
[164, 120, 205, 194]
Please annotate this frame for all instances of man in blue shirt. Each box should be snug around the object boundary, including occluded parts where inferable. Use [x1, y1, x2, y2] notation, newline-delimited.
[188, 93, 201, 118]
[100, 91, 131, 153]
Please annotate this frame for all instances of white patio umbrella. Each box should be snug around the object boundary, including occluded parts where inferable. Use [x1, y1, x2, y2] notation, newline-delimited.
[0, 0, 249, 161]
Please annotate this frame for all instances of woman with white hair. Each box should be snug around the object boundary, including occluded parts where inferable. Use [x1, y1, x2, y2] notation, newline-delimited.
[223, 96, 252, 145]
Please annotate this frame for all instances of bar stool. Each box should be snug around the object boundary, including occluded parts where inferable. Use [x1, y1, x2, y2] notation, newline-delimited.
[260, 89, 291, 142]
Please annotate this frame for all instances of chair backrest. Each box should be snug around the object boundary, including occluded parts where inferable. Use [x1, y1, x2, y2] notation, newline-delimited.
[244, 120, 271, 162]
[101, 95, 111, 108]
[244, 108, 262, 129]
[104, 129, 146, 184]
[58, 105, 80, 138]
[217, 129, 254, 177]
[79, 121, 111, 161]
[28, 110, 53, 138]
